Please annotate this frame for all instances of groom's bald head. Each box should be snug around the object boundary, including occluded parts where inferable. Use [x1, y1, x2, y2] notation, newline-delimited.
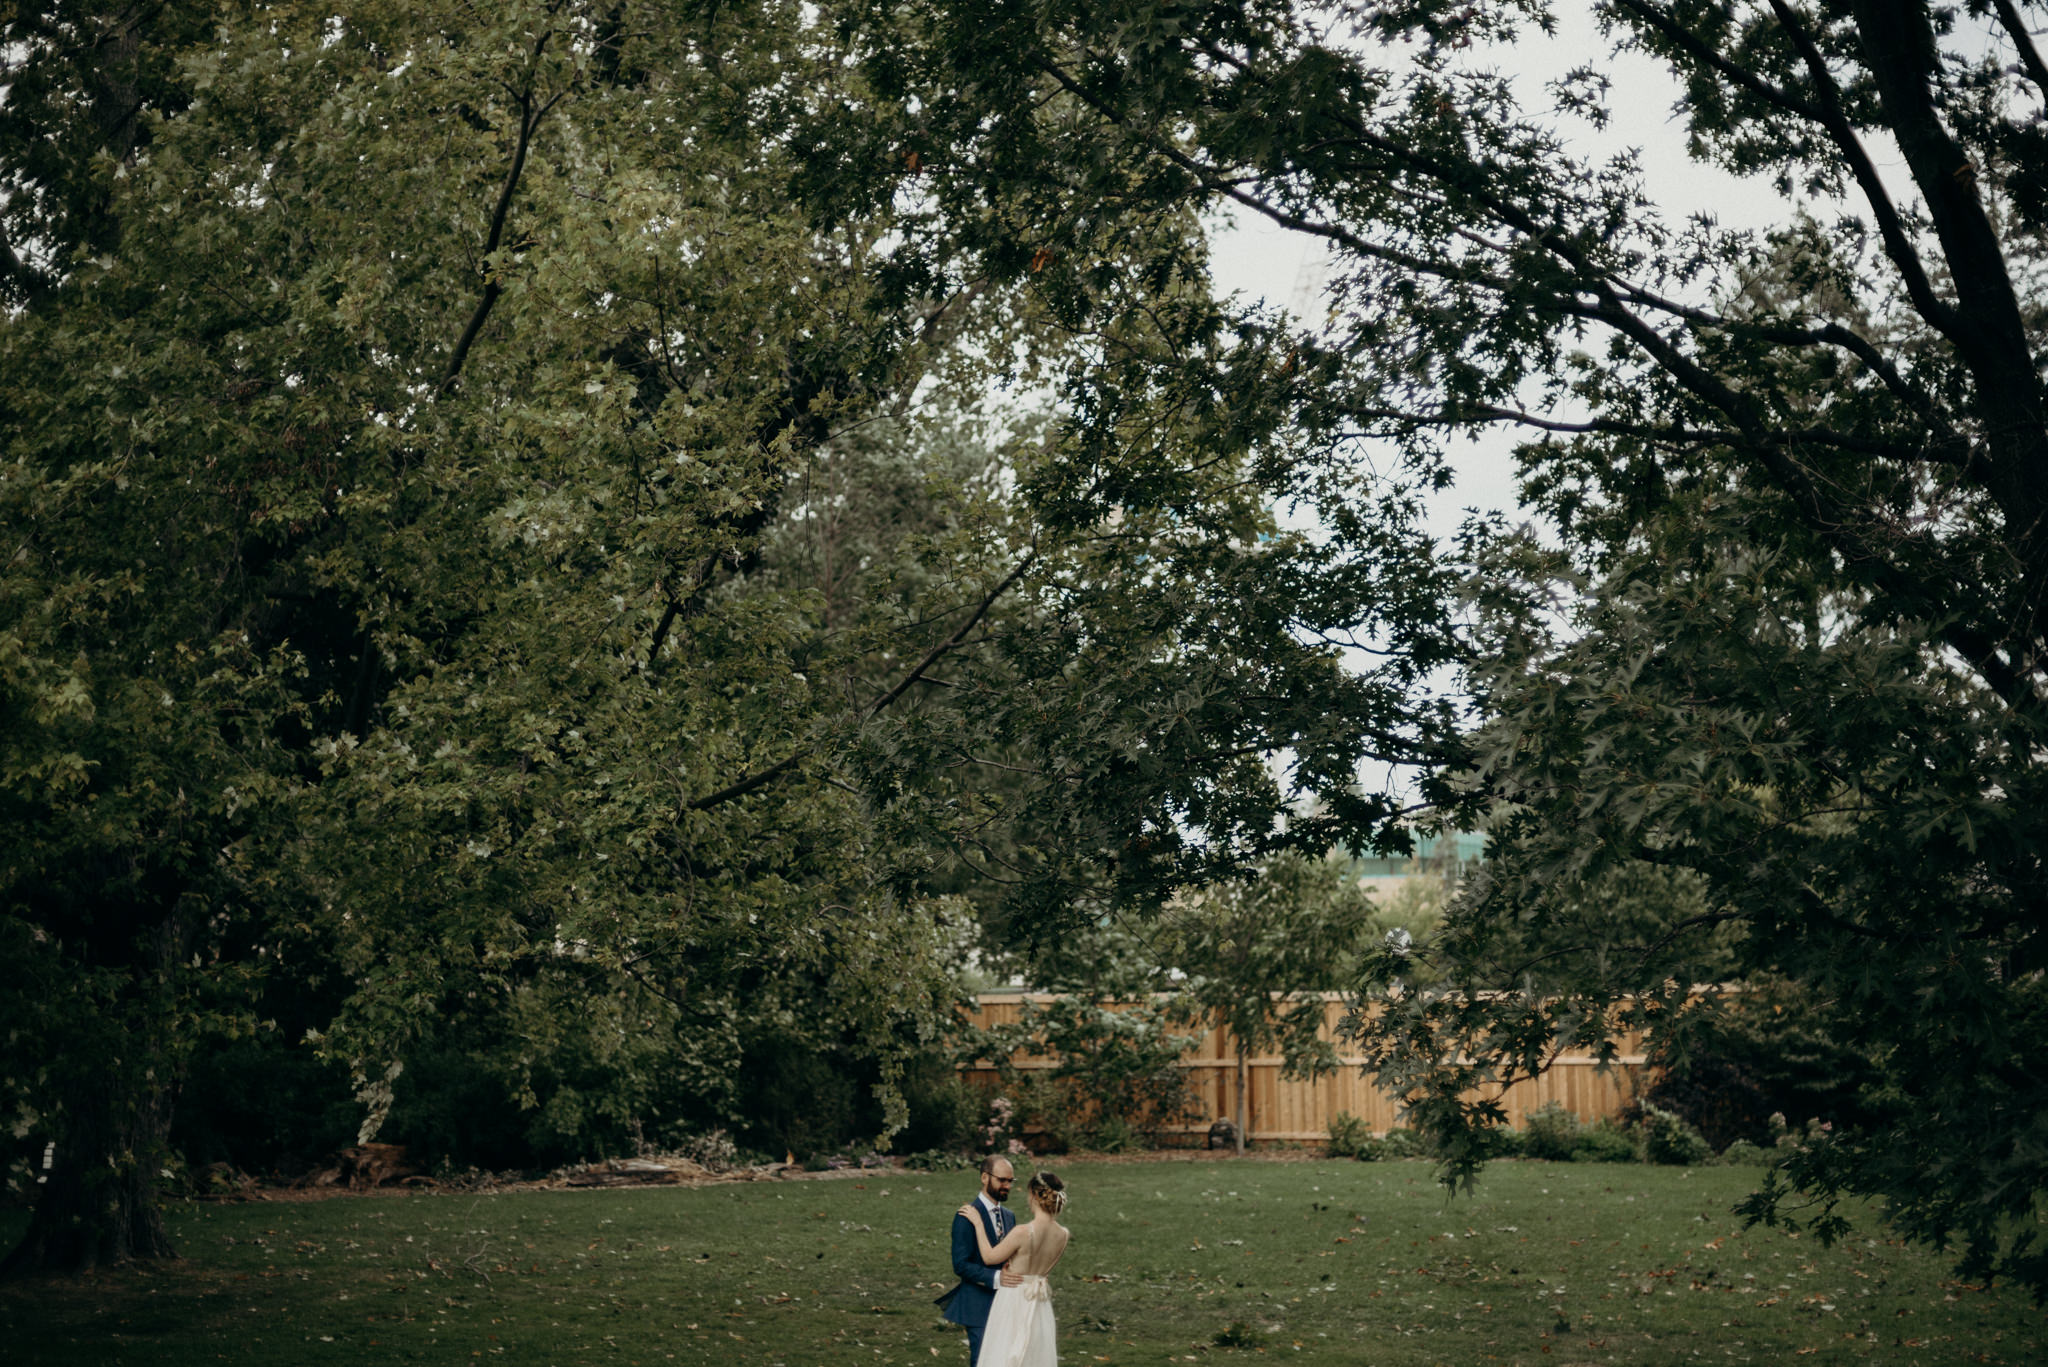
[978, 1155, 1015, 1203]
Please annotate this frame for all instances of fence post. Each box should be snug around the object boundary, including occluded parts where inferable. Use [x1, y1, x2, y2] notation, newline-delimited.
[1235, 1024, 1248, 1153]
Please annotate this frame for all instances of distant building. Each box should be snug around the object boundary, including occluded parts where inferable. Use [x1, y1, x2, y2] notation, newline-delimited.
[1343, 829, 1484, 899]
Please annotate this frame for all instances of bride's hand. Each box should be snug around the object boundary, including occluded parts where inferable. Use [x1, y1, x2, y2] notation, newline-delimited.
[957, 1203, 978, 1220]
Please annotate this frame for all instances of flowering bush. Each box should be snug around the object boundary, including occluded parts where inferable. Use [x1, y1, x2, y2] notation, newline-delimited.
[1639, 1103, 1713, 1166]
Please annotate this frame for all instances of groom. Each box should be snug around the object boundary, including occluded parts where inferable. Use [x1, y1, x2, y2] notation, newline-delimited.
[935, 1155, 1020, 1365]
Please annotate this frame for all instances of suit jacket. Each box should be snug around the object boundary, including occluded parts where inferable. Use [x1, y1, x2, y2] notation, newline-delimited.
[935, 1199, 1013, 1327]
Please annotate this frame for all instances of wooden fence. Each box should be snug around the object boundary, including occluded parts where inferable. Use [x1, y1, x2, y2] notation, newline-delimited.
[959, 992, 1649, 1144]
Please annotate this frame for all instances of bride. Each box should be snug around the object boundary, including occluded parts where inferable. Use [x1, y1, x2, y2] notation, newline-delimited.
[956, 1170, 1070, 1367]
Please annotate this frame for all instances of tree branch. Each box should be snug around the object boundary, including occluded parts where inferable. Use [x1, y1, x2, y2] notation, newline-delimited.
[1179, 35, 1960, 460]
[1844, 0, 2048, 639]
[440, 39, 565, 394]
[861, 550, 1036, 721]
[685, 551, 1038, 812]
[1594, 278, 1964, 450]
[686, 750, 806, 811]
[1989, 0, 2048, 110]
[1606, 0, 1827, 121]
[1340, 401, 1951, 465]
[1845, 0, 2036, 372]
[1577, 287, 2035, 710]
[1057, 21, 2038, 712]
[0, 220, 38, 305]
[640, 597, 682, 675]
[1764, 0, 1968, 348]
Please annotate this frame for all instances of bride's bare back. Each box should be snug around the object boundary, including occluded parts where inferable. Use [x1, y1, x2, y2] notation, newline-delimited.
[1008, 1217, 1069, 1278]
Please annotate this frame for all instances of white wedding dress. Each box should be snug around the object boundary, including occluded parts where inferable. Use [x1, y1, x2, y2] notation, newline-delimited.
[979, 1220, 1065, 1367]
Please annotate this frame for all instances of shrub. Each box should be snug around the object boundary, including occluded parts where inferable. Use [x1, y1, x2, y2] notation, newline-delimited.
[1376, 1127, 1426, 1158]
[1521, 1102, 1582, 1162]
[1001, 1075, 1076, 1153]
[1570, 1119, 1641, 1163]
[902, 1148, 976, 1171]
[727, 1032, 881, 1159]
[1639, 1103, 1713, 1166]
[895, 1061, 986, 1155]
[1643, 978, 1879, 1151]
[385, 1034, 563, 1171]
[1086, 1114, 1147, 1154]
[671, 1128, 741, 1172]
[971, 997, 1200, 1148]
[979, 1092, 1026, 1152]
[1770, 1113, 1834, 1154]
[1718, 1138, 1772, 1167]
[173, 1035, 359, 1176]
[1326, 1111, 1373, 1159]
[1483, 1125, 1527, 1159]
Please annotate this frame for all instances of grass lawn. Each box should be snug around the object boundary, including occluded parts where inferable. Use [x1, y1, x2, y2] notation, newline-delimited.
[0, 1156, 2038, 1366]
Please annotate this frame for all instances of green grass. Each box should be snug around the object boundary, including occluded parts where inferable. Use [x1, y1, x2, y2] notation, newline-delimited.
[0, 1157, 2038, 1365]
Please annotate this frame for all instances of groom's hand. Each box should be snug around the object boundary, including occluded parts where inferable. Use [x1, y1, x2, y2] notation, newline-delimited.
[1000, 1267, 1022, 1286]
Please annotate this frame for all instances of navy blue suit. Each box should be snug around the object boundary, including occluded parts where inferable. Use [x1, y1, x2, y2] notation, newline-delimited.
[935, 1199, 1013, 1365]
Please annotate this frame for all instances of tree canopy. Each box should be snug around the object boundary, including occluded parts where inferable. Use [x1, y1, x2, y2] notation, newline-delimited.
[16, 0, 2046, 1298]
[0, 0, 1456, 1274]
[849, 0, 2048, 1295]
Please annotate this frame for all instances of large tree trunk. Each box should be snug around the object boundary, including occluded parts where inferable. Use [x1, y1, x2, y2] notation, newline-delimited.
[1, 910, 186, 1279]
[0, 1070, 178, 1277]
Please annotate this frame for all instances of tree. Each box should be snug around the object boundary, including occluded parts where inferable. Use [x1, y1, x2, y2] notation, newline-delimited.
[973, 854, 1384, 1151]
[3, 0, 1462, 1273]
[0, 0, 966, 1272]
[1162, 852, 1381, 1151]
[851, 0, 2048, 1293]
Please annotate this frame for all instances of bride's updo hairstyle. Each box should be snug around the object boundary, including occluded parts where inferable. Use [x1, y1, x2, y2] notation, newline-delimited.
[1029, 1170, 1067, 1215]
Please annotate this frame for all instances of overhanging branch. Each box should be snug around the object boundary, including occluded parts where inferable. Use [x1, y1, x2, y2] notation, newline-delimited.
[684, 550, 1038, 813]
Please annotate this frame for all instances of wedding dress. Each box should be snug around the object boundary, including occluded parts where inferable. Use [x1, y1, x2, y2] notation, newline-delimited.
[979, 1221, 1064, 1367]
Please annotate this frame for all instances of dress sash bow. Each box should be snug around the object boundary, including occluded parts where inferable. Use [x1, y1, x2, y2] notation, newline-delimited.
[999, 1274, 1053, 1367]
